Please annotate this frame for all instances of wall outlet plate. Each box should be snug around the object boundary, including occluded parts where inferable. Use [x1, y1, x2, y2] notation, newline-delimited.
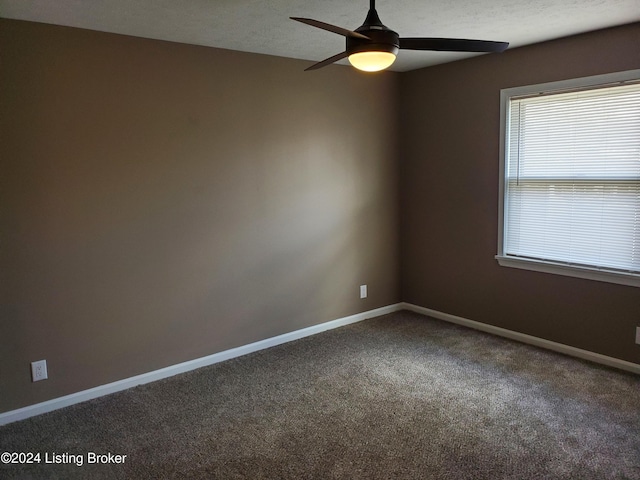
[360, 285, 367, 299]
[31, 360, 48, 382]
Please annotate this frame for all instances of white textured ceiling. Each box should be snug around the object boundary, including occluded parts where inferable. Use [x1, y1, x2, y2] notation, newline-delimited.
[1, 0, 638, 72]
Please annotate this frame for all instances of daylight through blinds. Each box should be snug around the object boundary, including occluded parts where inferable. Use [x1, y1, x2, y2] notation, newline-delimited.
[504, 82, 640, 273]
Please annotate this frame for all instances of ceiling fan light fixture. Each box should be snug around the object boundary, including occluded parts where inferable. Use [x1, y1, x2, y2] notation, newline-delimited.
[348, 51, 396, 72]
[291, 0, 509, 72]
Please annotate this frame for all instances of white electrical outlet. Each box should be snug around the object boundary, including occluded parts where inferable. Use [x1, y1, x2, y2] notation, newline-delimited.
[31, 360, 48, 382]
[360, 285, 367, 299]
[636, 327, 640, 345]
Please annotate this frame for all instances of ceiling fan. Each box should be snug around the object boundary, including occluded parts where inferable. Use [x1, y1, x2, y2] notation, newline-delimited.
[291, 0, 509, 72]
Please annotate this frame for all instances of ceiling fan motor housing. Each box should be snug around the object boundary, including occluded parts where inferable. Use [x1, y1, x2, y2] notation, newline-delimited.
[347, 6, 400, 56]
[347, 27, 400, 56]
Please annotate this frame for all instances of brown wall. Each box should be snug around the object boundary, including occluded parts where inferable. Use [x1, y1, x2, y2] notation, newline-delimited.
[399, 23, 640, 364]
[0, 19, 400, 413]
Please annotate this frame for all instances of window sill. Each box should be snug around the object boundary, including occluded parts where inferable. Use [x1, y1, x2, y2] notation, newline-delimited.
[495, 255, 640, 288]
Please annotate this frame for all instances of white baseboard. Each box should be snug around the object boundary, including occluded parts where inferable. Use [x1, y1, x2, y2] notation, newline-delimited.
[4, 302, 636, 426]
[0, 304, 403, 426]
[401, 302, 640, 375]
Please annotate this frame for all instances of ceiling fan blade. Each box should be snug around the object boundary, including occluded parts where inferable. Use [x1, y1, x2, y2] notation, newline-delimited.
[290, 17, 370, 40]
[400, 37, 509, 53]
[304, 51, 351, 71]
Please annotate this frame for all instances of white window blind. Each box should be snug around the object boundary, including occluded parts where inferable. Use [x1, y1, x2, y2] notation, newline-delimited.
[500, 76, 640, 284]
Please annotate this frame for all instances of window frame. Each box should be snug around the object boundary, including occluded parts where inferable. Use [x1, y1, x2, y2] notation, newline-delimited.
[496, 69, 640, 288]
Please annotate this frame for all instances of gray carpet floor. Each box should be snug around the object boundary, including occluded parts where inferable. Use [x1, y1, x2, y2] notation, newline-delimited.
[1, 310, 639, 479]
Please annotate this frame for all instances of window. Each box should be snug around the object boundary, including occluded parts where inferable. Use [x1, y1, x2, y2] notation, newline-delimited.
[497, 70, 640, 287]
